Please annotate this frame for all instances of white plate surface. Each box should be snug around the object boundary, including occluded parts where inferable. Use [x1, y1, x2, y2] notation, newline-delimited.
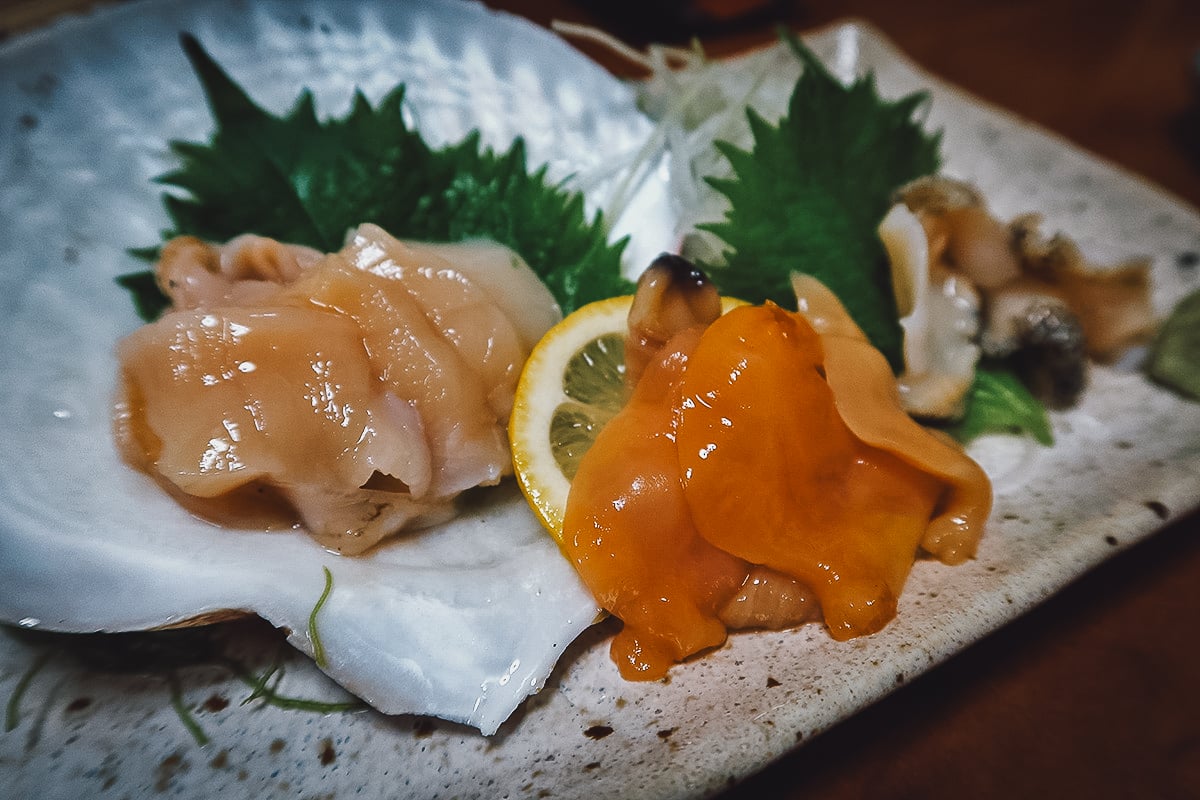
[1, 2, 1199, 799]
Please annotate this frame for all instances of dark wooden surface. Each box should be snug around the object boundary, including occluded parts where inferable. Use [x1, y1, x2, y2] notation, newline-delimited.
[3, 1, 1198, 798]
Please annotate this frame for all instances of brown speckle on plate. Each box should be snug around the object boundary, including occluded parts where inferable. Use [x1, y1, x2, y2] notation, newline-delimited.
[202, 694, 229, 712]
[155, 750, 189, 793]
[65, 697, 91, 712]
[1145, 500, 1169, 519]
[584, 725, 613, 740]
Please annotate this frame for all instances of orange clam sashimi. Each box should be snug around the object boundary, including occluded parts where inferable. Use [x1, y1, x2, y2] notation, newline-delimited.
[559, 274, 993, 680]
[560, 326, 750, 679]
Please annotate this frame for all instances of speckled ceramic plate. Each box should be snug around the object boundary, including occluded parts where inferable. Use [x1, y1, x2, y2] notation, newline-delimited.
[2, 2, 1199, 799]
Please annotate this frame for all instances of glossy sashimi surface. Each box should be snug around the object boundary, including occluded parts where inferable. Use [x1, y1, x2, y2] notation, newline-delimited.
[677, 304, 948, 640]
[340, 224, 528, 418]
[561, 327, 749, 679]
[116, 227, 558, 554]
[563, 289, 993, 679]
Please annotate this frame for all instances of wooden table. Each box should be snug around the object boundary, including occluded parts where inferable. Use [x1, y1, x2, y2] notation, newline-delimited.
[3, 1, 1198, 798]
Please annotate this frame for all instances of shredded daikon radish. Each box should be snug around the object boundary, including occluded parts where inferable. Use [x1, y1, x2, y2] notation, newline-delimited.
[553, 22, 800, 263]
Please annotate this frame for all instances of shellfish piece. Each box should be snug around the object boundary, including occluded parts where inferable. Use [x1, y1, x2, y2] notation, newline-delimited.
[879, 203, 982, 420]
[115, 303, 445, 554]
[285, 259, 511, 500]
[1008, 213, 1157, 361]
[336, 225, 529, 418]
[980, 280, 1088, 409]
[116, 225, 556, 553]
[561, 326, 749, 681]
[625, 253, 723, 384]
[401, 237, 563, 353]
[716, 566, 821, 632]
[893, 174, 1158, 411]
[676, 303, 953, 639]
[560, 270, 992, 679]
[791, 274, 993, 564]
[156, 234, 324, 310]
[895, 175, 1021, 290]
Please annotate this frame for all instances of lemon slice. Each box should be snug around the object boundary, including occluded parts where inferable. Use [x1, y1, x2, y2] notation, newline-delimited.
[510, 295, 745, 542]
[510, 296, 632, 541]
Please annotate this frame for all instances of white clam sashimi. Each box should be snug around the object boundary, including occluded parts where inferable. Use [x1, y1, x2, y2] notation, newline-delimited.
[879, 203, 982, 419]
[403, 237, 564, 353]
[340, 224, 530, 419]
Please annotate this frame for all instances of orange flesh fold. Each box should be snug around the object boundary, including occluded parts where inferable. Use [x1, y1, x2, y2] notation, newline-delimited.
[562, 328, 750, 679]
[562, 329, 750, 678]
[791, 274, 992, 564]
[563, 287, 992, 680]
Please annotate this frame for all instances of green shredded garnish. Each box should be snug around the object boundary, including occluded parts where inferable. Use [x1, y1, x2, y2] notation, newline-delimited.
[308, 566, 333, 669]
[120, 33, 629, 320]
[167, 671, 209, 746]
[226, 656, 363, 714]
[699, 31, 941, 371]
[238, 658, 284, 707]
[239, 674, 362, 714]
[5, 650, 52, 733]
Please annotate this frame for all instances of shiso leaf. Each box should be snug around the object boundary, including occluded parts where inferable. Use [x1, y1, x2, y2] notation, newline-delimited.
[120, 34, 629, 320]
[945, 364, 1054, 446]
[697, 32, 942, 371]
[115, 270, 171, 321]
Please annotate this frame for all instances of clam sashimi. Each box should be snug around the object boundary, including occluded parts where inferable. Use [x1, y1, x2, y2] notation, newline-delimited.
[339, 224, 529, 419]
[886, 175, 1158, 416]
[116, 225, 560, 554]
[561, 265, 992, 680]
